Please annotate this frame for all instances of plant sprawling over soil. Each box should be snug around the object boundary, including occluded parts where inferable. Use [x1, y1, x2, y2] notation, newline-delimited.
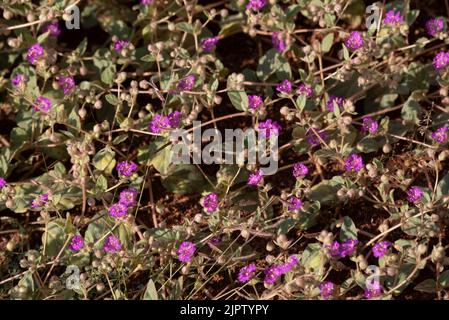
[1, 0, 449, 300]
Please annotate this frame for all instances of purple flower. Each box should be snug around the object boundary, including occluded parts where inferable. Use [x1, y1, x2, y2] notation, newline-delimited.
[30, 193, 49, 209]
[272, 32, 286, 53]
[340, 239, 359, 257]
[246, 0, 266, 11]
[364, 281, 382, 299]
[33, 96, 52, 113]
[319, 282, 335, 300]
[372, 241, 391, 258]
[103, 235, 122, 253]
[344, 31, 364, 51]
[248, 169, 264, 186]
[12, 74, 24, 87]
[201, 36, 220, 52]
[113, 39, 130, 52]
[361, 116, 379, 134]
[407, 187, 423, 203]
[383, 10, 403, 25]
[140, 0, 153, 4]
[327, 241, 341, 258]
[345, 154, 364, 173]
[426, 18, 444, 37]
[119, 188, 138, 207]
[288, 196, 302, 211]
[327, 95, 345, 112]
[116, 160, 138, 177]
[258, 119, 281, 138]
[0, 177, 6, 189]
[208, 236, 221, 247]
[237, 263, 256, 283]
[69, 235, 84, 252]
[58, 75, 75, 94]
[297, 83, 314, 99]
[177, 75, 196, 91]
[248, 95, 263, 110]
[203, 192, 219, 213]
[293, 163, 308, 178]
[149, 112, 182, 134]
[276, 79, 292, 94]
[177, 241, 196, 263]
[27, 44, 45, 64]
[431, 125, 448, 143]
[167, 111, 182, 127]
[108, 203, 128, 218]
[306, 129, 327, 146]
[280, 255, 299, 273]
[263, 265, 283, 285]
[433, 51, 449, 70]
[43, 22, 61, 37]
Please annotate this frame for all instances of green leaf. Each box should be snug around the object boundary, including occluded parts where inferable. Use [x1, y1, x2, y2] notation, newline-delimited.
[93, 147, 116, 175]
[43, 219, 66, 257]
[438, 270, 449, 288]
[340, 216, 358, 241]
[162, 164, 209, 194]
[105, 94, 120, 106]
[228, 90, 248, 111]
[436, 173, 449, 200]
[321, 33, 334, 53]
[257, 48, 292, 81]
[414, 279, 437, 293]
[143, 279, 158, 300]
[401, 97, 421, 124]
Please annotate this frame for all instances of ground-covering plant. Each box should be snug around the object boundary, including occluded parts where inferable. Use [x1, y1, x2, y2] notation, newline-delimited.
[1, 0, 449, 300]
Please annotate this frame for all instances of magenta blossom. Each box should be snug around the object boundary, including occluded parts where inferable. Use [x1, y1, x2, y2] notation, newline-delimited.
[30, 193, 49, 209]
[119, 188, 138, 207]
[248, 95, 263, 110]
[327, 95, 345, 112]
[33, 96, 52, 113]
[276, 79, 292, 94]
[12, 74, 24, 87]
[116, 160, 137, 177]
[248, 169, 264, 186]
[319, 282, 335, 300]
[43, 22, 61, 37]
[426, 18, 444, 37]
[345, 154, 364, 172]
[364, 282, 382, 299]
[383, 10, 403, 25]
[372, 241, 391, 258]
[149, 111, 182, 134]
[293, 163, 309, 178]
[69, 235, 84, 252]
[27, 44, 45, 63]
[431, 125, 448, 143]
[246, 0, 266, 11]
[344, 31, 364, 51]
[113, 39, 130, 52]
[201, 36, 220, 52]
[0, 177, 6, 189]
[272, 32, 286, 53]
[177, 241, 196, 263]
[258, 119, 281, 138]
[407, 187, 423, 203]
[103, 235, 122, 253]
[203, 192, 219, 213]
[58, 75, 75, 94]
[340, 239, 359, 257]
[297, 83, 314, 99]
[263, 265, 283, 285]
[306, 129, 327, 146]
[140, 0, 153, 4]
[288, 196, 302, 211]
[237, 263, 256, 283]
[177, 75, 196, 91]
[433, 51, 449, 70]
[108, 203, 128, 218]
[361, 116, 379, 134]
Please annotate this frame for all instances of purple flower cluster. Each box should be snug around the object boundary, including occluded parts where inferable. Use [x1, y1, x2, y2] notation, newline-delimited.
[113, 39, 130, 52]
[203, 192, 219, 213]
[69, 235, 85, 252]
[306, 129, 327, 146]
[344, 31, 364, 51]
[248, 169, 264, 186]
[201, 36, 220, 52]
[407, 187, 423, 203]
[272, 32, 286, 53]
[327, 95, 345, 112]
[293, 163, 308, 178]
[0, 177, 6, 189]
[12, 74, 24, 87]
[33, 96, 52, 113]
[119, 187, 138, 207]
[116, 160, 138, 177]
[177, 241, 196, 263]
[372, 241, 391, 258]
[364, 282, 382, 299]
[276, 79, 292, 94]
[288, 196, 302, 211]
[108, 202, 128, 218]
[237, 263, 257, 283]
[27, 44, 45, 63]
[345, 154, 364, 173]
[326, 239, 359, 258]
[43, 22, 61, 37]
[297, 83, 314, 99]
[248, 95, 263, 110]
[177, 75, 196, 91]
[149, 111, 182, 134]
[258, 119, 281, 138]
[30, 193, 49, 209]
[103, 235, 122, 253]
[140, 0, 153, 4]
[383, 10, 403, 25]
[246, 0, 266, 11]
[58, 75, 75, 94]
[319, 281, 335, 300]
[426, 18, 444, 37]
[431, 125, 448, 143]
[361, 116, 379, 134]
[264, 255, 298, 285]
[433, 51, 449, 70]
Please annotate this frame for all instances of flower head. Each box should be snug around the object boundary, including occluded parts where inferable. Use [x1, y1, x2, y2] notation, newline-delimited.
[248, 95, 263, 110]
[364, 281, 382, 299]
[27, 44, 45, 64]
[431, 125, 448, 143]
[177, 75, 196, 91]
[246, 0, 266, 11]
[383, 10, 403, 25]
[140, 0, 153, 4]
[288, 196, 302, 211]
[361, 116, 379, 134]
[116, 160, 137, 177]
[272, 32, 286, 53]
[237, 263, 256, 283]
[33, 96, 52, 113]
[297, 83, 314, 99]
[248, 169, 264, 186]
[345, 154, 364, 172]
[407, 187, 423, 203]
[43, 22, 61, 37]
[327, 241, 341, 257]
[108, 203, 128, 218]
[433, 51, 449, 70]
[30, 193, 49, 209]
[293, 163, 309, 178]
[201, 36, 220, 52]
[58, 75, 75, 94]
[203, 192, 219, 213]
[340, 239, 359, 257]
[12, 74, 24, 87]
[69, 235, 84, 252]
[177, 241, 196, 263]
[167, 111, 182, 128]
[263, 265, 283, 285]
[0, 177, 6, 189]
[119, 188, 138, 207]
[426, 18, 444, 37]
[103, 235, 122, 253]
[327, 95, 345, 112]
[258, 119, 281, 138]
[113, 39, 130, 52]
[149, 111, 182, 134]
[345, 31, 364, 51]
[276, 79, 292, 94]
[372, 241, 391, 258]
[319, 282, 335, 300]
[306, 129, 327, 146]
